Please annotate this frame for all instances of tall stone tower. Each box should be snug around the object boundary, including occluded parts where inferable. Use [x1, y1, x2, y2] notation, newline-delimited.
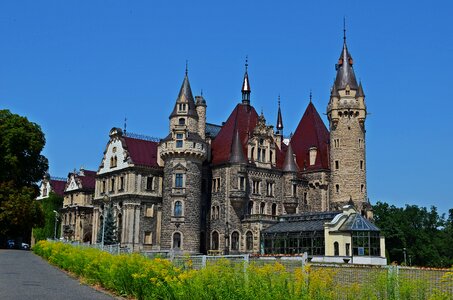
[159, 70, 207, 253]
[327, 33, 369, 214]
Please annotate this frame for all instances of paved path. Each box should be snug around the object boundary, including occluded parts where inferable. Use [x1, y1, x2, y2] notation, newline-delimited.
[0, 249, 115, 300]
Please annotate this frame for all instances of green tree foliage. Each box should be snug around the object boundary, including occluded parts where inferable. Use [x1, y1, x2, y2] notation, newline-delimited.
[373, 202, 453, 267]
[0, 182, 44, 237]
[0, 110, 48, 187]
[33, 192, 63, 241]
[0, 110, 48, 242]
[97, 205, 117, 245]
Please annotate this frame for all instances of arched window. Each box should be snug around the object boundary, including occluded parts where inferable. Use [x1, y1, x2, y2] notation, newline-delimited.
[271, 203, 277, 216]
[246, 231, 253, 251]
[260, 202, 266, 214]
[231, 232, 239, 251]
[174, 201, 182, 217]
[251, 147, 255, 160]
[212, 231, 219, 250]
[334, 242, 339, 256]
[172, 232, 181, 249]
[269, 150, 273, 163]
[335, 184, 340, 193]
[178, 118, 185, 125]
[248, 201, 254, 215]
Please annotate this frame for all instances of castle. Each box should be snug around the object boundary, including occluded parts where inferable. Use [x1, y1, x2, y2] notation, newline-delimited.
[38, 33, 385, 263]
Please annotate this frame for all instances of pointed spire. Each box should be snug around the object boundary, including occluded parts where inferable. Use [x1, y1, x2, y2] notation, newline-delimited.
[229, 130, 246, 164]
[169, 67, 198, 119]
[276, 95, 284, 133]
[309, 90, 312, 103]
[283, 143, 299, 172]
[241, 56, 251, 105]
[357, 81, 365, 97]
[334, 22, 358, 90]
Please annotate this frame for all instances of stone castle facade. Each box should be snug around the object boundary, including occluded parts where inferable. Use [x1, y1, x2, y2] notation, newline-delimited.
[40, 35, 374, 255]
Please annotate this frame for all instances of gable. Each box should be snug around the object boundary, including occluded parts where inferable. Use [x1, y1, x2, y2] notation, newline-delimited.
[65, 175, 79, 192]
[98, 138, 130, 174]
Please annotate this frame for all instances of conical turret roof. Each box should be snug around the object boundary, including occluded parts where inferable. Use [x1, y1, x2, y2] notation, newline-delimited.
[283, 143, 299, 172]
[357, 81, 365, 97]
[229, 130, 247, 164]
[170, 73, 198, 118]
[334, 39, 358, 90]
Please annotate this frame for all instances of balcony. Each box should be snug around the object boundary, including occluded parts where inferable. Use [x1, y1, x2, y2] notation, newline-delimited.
[242, 214, 279, 223]
[283, 198, 298, 214]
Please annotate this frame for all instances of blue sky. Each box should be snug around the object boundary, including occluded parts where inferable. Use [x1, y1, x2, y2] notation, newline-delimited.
[1, 1, 452, 215]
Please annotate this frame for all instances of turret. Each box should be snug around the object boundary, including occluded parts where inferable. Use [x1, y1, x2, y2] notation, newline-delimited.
[195, 94, 207, 140]
[327, 28, 368, 214]
[159, 69, 207, 253]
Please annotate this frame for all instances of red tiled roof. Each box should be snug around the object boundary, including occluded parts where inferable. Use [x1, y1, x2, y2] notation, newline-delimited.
[211, 104, 259, 165]
[79, 170, 96, 190]
[50, 179, 66, 197]
[123, 136, 159, 168]
[276, 142, 288, 169]
[290, 102, 330, 171]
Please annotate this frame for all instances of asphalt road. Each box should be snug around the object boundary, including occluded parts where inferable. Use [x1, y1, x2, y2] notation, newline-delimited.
[0, 249, 115, 300]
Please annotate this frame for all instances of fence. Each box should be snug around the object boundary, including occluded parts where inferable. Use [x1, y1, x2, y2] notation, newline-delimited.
[45, 240, 452, 296]
[48, 239, 130, 255]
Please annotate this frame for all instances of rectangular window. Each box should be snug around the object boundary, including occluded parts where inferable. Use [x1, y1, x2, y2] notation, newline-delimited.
[145, 204, 154, 217]
[212, 178, 221, 192]
[146, 176, 154, 190]
[360, 160, 364, 170]
[102, 180, 106, 193]
[144, 232, 153, 245]
[239, 176, 245, 191]
[335, 160, 339, 170]
[266, 182, 274, 197]
[176, 133, 183, 148]
[175, 174, 183, 188]
[119, 176, 124, 190]
[292, 184, 297, 197]
[252, 180, 260, 194]
[110, 178, 115, 192]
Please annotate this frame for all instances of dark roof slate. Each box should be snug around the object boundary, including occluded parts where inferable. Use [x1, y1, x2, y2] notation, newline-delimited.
[263, 211, 339, 234]
[334, 41, 358, 90]
[169, 74, 198, 119]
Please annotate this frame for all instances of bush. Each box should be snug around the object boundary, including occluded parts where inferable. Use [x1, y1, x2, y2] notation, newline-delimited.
[33, 241, 452, 300]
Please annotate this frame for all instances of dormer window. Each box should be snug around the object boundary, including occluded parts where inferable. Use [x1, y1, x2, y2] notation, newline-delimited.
[178, 103, 186, 111]
[309, 147, 317, 166]
[178, 118, 185, 125]
[345, 90, 350, 95]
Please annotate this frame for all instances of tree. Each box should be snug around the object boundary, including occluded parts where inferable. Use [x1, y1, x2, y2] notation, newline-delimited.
[373, 201, 453, 267]
[0, 110, 48, 187]
[0, 182, 44, 238]
[97, 205, 117, 245]
[33, 192, 63, 241]
[0, 110, 48, 244]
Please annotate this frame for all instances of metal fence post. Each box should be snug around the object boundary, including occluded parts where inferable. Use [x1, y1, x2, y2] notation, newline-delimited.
[201, 255, 207, 268]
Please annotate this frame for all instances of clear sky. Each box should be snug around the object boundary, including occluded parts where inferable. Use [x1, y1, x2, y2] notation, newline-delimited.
[1, 1, 452, 215]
